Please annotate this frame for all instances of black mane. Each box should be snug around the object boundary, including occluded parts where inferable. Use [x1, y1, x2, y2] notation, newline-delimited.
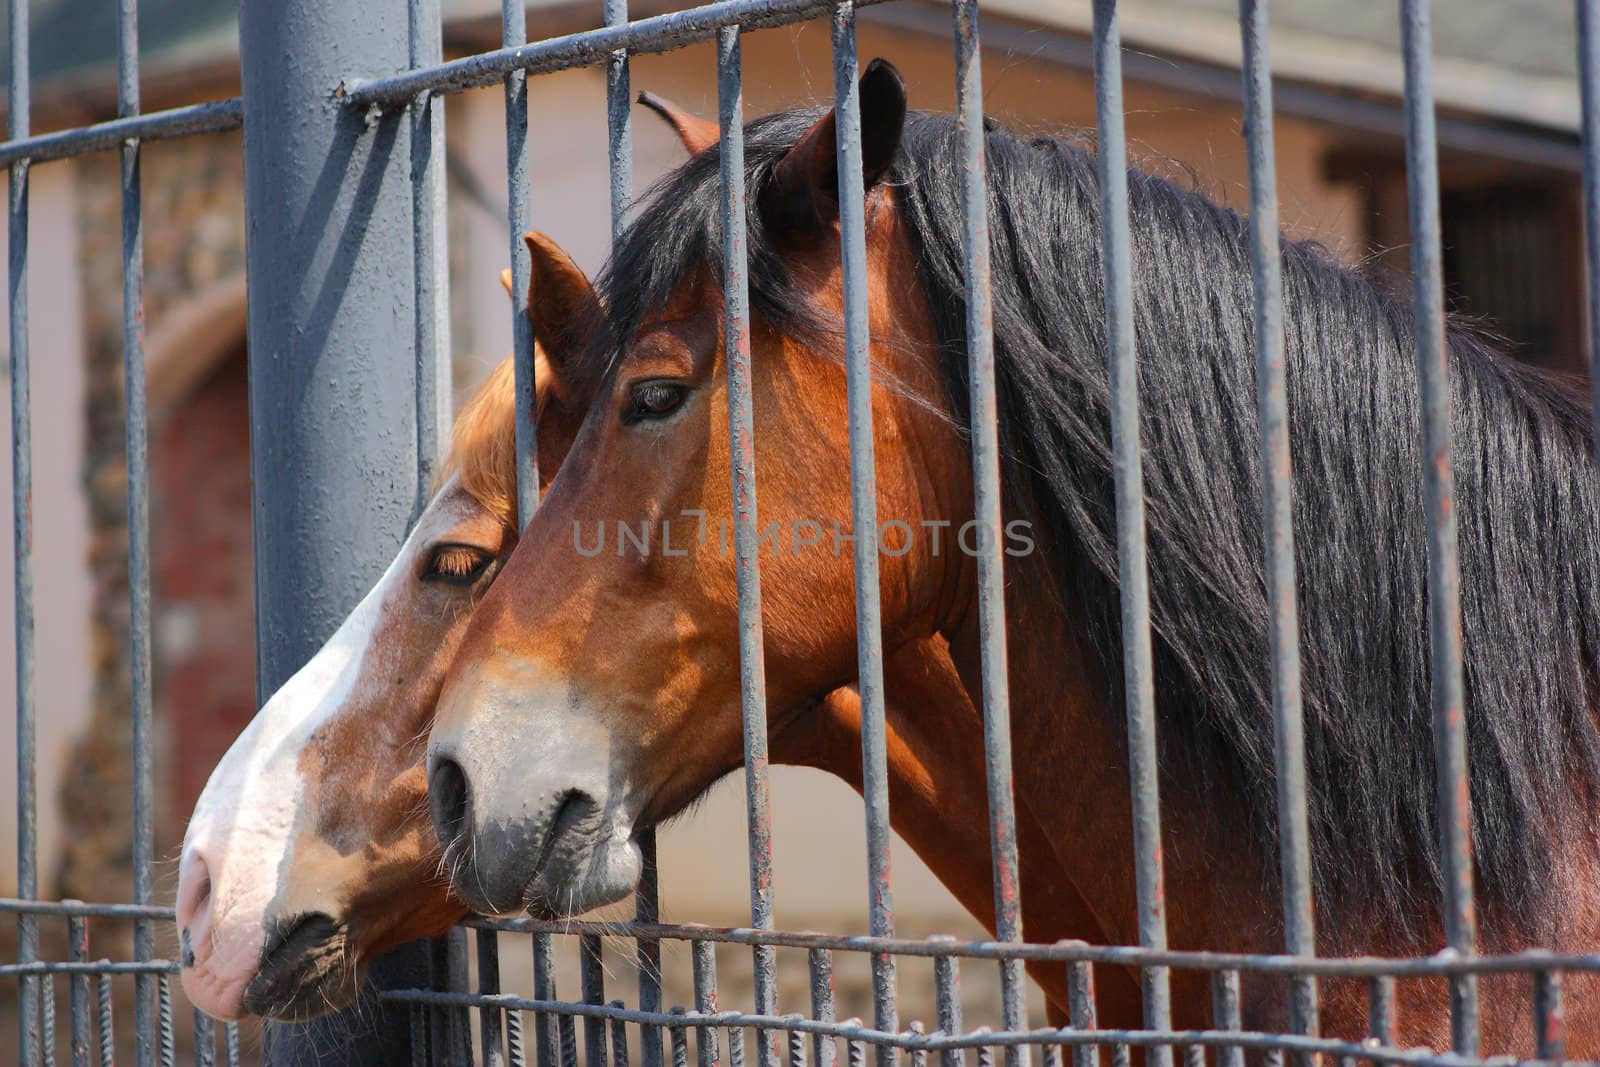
[592, 108, 1600, 947]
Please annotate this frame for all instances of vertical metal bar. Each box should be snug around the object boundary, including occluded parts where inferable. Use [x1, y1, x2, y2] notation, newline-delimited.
[1366, 976, 1394, 1049]
[606, 0, 633, 239]
[948, 8, 1025, 1065]
[560, 1013, 579, 1067]
[808, 948, 836, 1067]
[67, 915, 90, 1067]
[9, 0, 35, 1052]
[1581, 0, 1600, 448]
[672, 1011, 692, 1067]
[1040, 1048, 1060, 1067]
[503, 0, 536, 526]
[42, 976, 55, 1067]
[481, 928, 508, 1067]
[193, 1010, 215, 1067]
[447, 924, 474, 1064]
[223, 1023, 239, 1067]
[157, 974, 174, 1067]
[410, 0, 450, 513]
[239, 0, 432, 1051]
[604, 18, 661, 1052]
[511, 1010, 528, 1067]
[412, 1006, 429, 1067]
[638, 842, 664, 1067]
[694, 941, 720, 1067]
[583, 935, 608, 1067]
[114, 1, 157, 1062]
[1089, 4, 1172, 1061]
[934, 953, 963, 1067]
[96, 975, 113, 1067]
[787, 1028, 807, 1067]
[1210, 970, 1242, 1067]
[1237, 0, 1318, 1047]
[1397, 2, 1478, 1055]
[730, 1028, 747, 1067]
[828, 9, 896, 1061]
[534, 932, 558, 1067]
[1534, 970, 1564, 1062]
[717, 28, 779, 1067]
[1067, 962, 1096, 1067]
[610, 1004, 631, 1067]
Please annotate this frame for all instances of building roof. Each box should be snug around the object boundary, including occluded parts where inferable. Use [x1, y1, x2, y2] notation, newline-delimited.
[0, 0, 1583, 134]
[983, 0, 1579, 134]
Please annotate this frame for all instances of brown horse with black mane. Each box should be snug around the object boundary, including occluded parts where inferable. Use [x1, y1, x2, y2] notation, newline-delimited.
[427, 61, 1600, 1054]
[176, 217, 1114, 1021]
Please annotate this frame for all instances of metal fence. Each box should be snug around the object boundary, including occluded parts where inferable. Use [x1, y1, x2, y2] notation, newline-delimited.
[2, 0, 1597, 1064]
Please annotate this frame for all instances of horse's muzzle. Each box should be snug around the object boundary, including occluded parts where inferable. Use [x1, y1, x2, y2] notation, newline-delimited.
[241, 912, 354, 1021]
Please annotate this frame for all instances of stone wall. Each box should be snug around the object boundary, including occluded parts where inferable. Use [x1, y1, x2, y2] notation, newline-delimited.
[59, 129, 248, 905]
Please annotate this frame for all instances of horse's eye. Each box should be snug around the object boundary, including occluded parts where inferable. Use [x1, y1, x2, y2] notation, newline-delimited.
[425, 545, 492, 588]
[626, 381, 688, 424]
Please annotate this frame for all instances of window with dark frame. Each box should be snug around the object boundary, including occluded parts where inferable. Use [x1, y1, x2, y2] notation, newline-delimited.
[1326, 149, 1586, 375]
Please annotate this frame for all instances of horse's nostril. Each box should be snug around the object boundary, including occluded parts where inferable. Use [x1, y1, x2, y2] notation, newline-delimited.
[175, 852, 214, 966]
[429, 756, 472, 851]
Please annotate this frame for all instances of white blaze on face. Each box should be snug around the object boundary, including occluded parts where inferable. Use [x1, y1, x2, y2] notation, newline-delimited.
[176, 480, 466, 1020]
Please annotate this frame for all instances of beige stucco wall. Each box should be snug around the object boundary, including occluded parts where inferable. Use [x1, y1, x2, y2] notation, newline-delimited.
[0, 161, 95, 898]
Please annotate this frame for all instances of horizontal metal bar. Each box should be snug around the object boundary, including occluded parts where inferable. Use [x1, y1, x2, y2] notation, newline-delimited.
[0, 98, 242, 167]
[377, 992, 1529, 1067]
[0, 960, 180, 977]
[343, 0, 892, 108]
[456, 917, 1600, 978]
[0, 899, 174, 920]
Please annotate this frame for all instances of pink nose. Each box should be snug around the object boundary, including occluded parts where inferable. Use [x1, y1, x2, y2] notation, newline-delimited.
[175, 851, 213, 970]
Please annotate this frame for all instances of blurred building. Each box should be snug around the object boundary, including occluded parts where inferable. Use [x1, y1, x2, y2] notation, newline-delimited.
[0, 0, 1585, 942]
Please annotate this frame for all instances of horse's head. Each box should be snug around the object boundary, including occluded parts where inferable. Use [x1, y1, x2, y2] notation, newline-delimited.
[175, 232, 596, 1021]
[428, 61, 973, 917]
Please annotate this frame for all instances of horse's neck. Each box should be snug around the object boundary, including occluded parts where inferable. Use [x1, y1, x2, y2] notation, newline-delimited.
[939, 570, 1282, 959]
[776, 637, 1144, 1027]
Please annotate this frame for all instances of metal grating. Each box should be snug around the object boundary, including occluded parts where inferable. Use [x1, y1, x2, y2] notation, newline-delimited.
[1, 0, 1596, 1064]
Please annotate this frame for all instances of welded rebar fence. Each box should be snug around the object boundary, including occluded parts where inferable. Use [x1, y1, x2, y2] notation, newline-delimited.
[4, 0, 1598, 1064]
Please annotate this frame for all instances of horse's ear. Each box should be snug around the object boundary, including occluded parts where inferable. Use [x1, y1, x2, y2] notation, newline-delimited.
[522, 230, 597, 394]
[761, 59, 906, 233]
[637, 90, 718, 157]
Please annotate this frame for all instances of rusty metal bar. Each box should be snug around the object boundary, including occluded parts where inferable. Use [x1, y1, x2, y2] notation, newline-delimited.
[410, 0, 450, 514]
[9, 0, 36, 1051]
[829, 7, 897, 1061]
[1089, 3, 1172, 1062]
[505, 0, 537, 525]
[115, 0, 158, 1060]
[1236, 0, 1317, 1048]
[1210, 970, 1241, 1067]
[809, 948, 837, 1067]
[482, 928, 509, 1067]
[582, 935, 607, 1067]
[949, 6, 1025, 1064]
[1534, 970, 1563, 1061]
[0, 99, 242, 168]
[717, 26, 779, 1067]
[1066, 961, 1096, 1067]
[1397, 1, 1478, 1055]
[67, 915, 89, 1067]
[694, 941, 720, 1067]
[934, 951, 963, 1067]
[345, 0, 892, 108]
